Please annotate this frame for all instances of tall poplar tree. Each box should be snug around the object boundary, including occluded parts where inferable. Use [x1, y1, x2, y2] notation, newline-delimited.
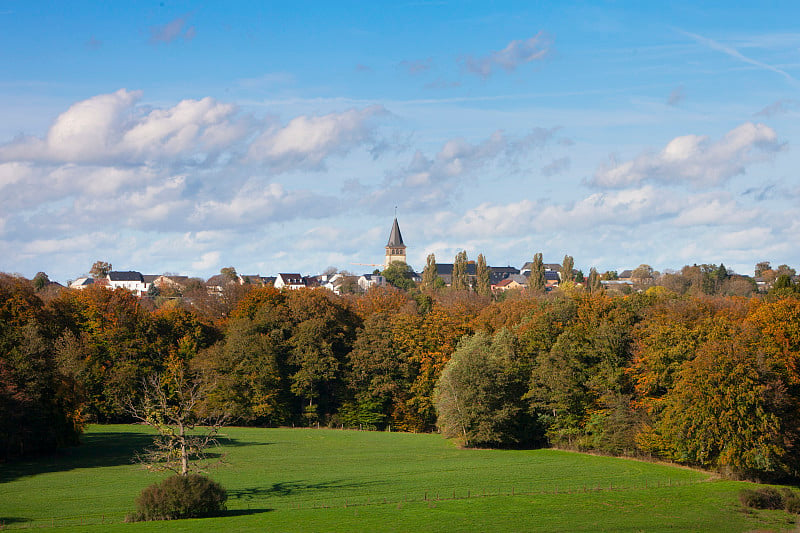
[452, 251, 469, 291]
[560, 255, 575, 283]
[587, 267, 602, 293]
[476, 254, 491, 297]
[421, 253, 439, 291]
[529, 253, 545, 292]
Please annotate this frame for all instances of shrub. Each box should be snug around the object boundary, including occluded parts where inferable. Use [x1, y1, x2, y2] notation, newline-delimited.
[781, 488, 800, 514]
[127, 474, 227, 521]
[739, 487, 784, 510]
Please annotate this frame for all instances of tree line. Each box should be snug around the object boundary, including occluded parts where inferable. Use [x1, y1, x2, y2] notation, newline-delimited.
[1, 265, 799, 481]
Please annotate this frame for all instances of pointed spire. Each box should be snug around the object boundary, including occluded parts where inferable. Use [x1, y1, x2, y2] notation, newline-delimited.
[387, 218, 404, 247]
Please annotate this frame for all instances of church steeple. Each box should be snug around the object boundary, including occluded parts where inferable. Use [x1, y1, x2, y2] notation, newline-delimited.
[385, 217, 406, 268]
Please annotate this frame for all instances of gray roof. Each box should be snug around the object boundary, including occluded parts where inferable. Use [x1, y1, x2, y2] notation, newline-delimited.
[521, 261, 561, 272]
[387, 218, 405, 247]
[278, 273, 305, 285]
[108, 271, 144, 282]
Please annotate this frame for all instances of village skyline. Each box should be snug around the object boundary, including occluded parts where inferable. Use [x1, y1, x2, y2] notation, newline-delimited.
[2, 3, 800, 284]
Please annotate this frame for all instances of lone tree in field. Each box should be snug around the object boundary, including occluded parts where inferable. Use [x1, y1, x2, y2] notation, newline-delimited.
[127, 367, 229, 476]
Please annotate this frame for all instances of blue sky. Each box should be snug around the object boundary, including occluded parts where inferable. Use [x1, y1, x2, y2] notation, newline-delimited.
[2, 1, 799, 283]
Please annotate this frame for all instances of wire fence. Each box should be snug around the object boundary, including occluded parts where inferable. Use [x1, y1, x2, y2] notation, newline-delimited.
[0, 477, 702, 529]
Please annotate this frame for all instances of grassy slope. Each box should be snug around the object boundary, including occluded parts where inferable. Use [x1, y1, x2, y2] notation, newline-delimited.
[0, 425, 797, 531]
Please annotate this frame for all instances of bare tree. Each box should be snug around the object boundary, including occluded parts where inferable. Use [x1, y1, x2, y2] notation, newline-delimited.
[127, 369, 229, 476]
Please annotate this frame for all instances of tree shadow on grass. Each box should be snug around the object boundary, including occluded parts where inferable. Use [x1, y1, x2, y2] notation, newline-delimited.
[230, 479, 386, 501]
[0, 517, 32, 526]
[0, 429, 270, 484]
[223, 508, 274, 517]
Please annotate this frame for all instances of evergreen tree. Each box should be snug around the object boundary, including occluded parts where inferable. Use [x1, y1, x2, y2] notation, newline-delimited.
[476, 254, 491, 297]
[529, 253, 546, 292]
[452, 251, 469, 291]
[421, 253, 439, 291]
[560, 255, 574, 283]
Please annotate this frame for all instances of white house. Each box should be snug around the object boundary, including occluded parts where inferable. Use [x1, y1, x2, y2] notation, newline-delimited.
[275, 273, 306, 290]
[358, 274, 385, 292]
[107, 271, 147, 295]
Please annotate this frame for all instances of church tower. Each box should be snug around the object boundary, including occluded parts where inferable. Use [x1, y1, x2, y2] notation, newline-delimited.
[385, 218, 406, 269]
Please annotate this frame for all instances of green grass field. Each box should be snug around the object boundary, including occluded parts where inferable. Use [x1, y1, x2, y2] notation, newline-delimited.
[1, 425, 798, 531]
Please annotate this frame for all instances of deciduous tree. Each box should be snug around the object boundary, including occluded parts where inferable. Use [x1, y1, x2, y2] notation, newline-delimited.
[529, 253, 545, 292]
[559, 255, 574, 283]
[475, 254, 491, 297]
[451, 251, 469, 291]
[90, 261, 112, 279]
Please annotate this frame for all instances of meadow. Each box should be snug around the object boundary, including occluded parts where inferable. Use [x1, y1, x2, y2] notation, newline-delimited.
[1, 425, 798, 532]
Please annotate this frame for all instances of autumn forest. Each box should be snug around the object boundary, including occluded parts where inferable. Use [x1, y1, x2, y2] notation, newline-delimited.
[2, 268, 800, 483]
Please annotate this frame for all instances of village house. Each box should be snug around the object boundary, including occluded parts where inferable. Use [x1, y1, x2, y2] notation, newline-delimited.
[107, 271, 147, 295]
[274, 273, 306, 290]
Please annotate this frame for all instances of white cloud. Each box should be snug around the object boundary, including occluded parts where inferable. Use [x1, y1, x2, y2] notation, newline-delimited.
[192, 251, 221, 271]
[714, 227, 774, 250]
[463, 32, 552, 78]
[247, 106, 387, 171]
[295, 226, 343, 251]
[0, 89, 248, 165]
[364, 128, 558, 212]
[592, 122, 783, 188]
[190, 182, 339, 228]
[672, 196, 759, 227]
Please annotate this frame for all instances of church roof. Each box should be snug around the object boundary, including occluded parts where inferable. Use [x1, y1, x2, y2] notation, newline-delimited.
[387, 218, 405, 247]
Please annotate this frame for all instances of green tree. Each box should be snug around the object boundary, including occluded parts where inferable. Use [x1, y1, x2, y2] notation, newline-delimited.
[529, 253, 546, 292]
[475, 254, 491, 297]
[559, 255, 574, 283]
[382, 261, 415, 291]
[285, 289, 360, 424]
[603, 270, 618, 281]
[451, 251, 469, 291]
[421, 253, 440, 292]
[435, 329, 535, 447]
[32, 272, 50, 292]
[346, 312, 411, 429]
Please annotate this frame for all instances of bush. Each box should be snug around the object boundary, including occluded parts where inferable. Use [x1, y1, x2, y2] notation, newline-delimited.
[127, 474, 227, 521]
[739, 487, 784, 510]
[781, 488, 800, 514]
